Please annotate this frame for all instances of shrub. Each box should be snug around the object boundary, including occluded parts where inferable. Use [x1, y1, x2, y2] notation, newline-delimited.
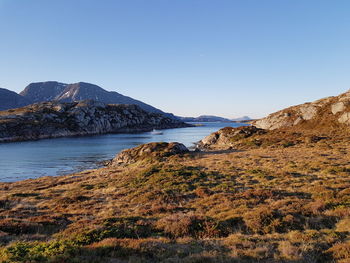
[194, 187, 211, 198]
[327, 241, 350, 261]
[2, 240, 79, 263]
[336, 218, 350, 232]
[243, 206, 281, 234]
[156, 213, 219, 238]
[73, 217, 154, 245]
[278, 241, 300, 261]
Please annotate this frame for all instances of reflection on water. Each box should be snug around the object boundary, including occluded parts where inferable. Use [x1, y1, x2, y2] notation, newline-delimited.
[0, 122, 245, 182]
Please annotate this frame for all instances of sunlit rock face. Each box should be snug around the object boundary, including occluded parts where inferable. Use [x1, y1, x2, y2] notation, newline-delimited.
[0, 101, 188, 142]
[197, 126, 266, 150]
[254, 90, 350, 130]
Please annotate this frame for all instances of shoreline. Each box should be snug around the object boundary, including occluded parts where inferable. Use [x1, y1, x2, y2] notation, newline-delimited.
[0, 123, 191, 143]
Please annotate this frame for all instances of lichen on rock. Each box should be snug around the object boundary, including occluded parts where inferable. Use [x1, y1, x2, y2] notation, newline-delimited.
[111, 142, 189, 166]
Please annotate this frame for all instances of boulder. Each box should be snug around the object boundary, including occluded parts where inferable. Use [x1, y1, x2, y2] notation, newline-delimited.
[338, 112, 350, 125]
[198, 126, 266, 150]
[112, 142, 189, 166]
[331, 102, 346, 115]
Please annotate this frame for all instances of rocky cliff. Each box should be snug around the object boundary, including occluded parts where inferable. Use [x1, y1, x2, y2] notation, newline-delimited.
[0, 100, 188, 142]
[254, 90, 350, 130]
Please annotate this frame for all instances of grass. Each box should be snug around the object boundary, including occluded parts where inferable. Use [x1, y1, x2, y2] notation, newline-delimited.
[0, 127, 349, 262]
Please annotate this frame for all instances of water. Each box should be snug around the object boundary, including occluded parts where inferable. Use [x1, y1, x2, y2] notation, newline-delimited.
[0, 122, 245, 182]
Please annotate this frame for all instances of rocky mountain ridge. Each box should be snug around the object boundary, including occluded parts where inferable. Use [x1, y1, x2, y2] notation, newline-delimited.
[1, 81, 175, 118]
[20, 81, 171, 116]
[0, 100, 188, 142]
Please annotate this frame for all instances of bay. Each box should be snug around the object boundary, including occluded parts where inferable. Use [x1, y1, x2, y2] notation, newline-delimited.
[0, 122, 245, 182]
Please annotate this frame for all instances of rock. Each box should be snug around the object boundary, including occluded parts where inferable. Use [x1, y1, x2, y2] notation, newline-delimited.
[331, 102, 346, 115]
[299, 104, 318, 120]
[254, 90, 350, 130]
[198, 126, 266, 150]
[112, 142, 189, 166]
[0, 101, 190, 143]
[338, 112, 350, 125]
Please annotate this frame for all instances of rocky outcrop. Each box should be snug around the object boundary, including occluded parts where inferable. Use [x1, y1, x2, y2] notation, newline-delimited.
[0, 101, 189, 143]
[254, 90, 350, 130]
[111, 142, 189, 166]
[197, 126, 266, 150]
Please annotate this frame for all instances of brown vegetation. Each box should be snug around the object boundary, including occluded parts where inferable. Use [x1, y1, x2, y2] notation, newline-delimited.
[0, 125, 349, 262]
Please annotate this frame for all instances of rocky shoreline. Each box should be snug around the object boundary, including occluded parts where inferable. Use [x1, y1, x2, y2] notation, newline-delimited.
[0, 91, 349, 262]
[0, 100, 190, 143]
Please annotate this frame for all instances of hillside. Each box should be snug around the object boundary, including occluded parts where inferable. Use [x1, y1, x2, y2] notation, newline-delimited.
[0, 132, 349, 262]
[0, 88, 30, 111]
[198, 90, 350, 151]
[19, 81, 175, 117]
[0, 91, 349, 262]
[0, 100, 188, 143]
[253, 90, 350, 130]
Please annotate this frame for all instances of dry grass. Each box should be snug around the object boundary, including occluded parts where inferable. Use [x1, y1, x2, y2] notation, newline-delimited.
[0, 128, 349, 262]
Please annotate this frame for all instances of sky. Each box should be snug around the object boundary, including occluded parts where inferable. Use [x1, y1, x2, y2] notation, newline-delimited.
[0, 0, 350, 118]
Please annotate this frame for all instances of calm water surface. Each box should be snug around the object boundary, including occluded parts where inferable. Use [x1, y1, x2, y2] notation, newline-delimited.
[0, 122, 244, 182]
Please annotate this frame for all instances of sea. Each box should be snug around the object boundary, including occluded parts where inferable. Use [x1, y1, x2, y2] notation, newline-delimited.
[0, 122, 245, 182]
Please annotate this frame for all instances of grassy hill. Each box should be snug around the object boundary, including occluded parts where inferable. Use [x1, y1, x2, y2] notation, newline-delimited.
[0, 127, 349, 262]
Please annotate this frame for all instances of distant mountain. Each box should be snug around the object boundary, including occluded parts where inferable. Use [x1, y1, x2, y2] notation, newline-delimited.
[178, 115, 232, 122]
[178, 115, 252, 122]
[0, 88, 30, 111]
[20, 81, 174, 117]
[19, 81, 68, 103]
[231, 116, 252, 122]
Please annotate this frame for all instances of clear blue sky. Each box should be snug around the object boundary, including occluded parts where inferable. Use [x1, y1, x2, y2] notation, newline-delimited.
[1, 0, 350, 118]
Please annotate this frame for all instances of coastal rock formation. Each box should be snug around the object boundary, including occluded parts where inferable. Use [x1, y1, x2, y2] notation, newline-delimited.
[254, 90, 350, 130]
[0, 101, 188, 142]
[112, 142, 189, 166]
[198, 126, 266, 150]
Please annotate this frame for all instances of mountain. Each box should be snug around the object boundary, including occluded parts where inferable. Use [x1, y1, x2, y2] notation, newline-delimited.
[231, 116, 252, 122]
[0, 88, 30, 111]
[178, 115, 232, 122]
[253, 90, 350, 130]
[19, 81, 174, 117]
[0, 100, 188, 142]
[178, 115, 252, 122]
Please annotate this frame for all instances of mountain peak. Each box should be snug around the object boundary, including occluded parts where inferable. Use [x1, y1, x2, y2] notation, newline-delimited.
[17, 81, 173, 117]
